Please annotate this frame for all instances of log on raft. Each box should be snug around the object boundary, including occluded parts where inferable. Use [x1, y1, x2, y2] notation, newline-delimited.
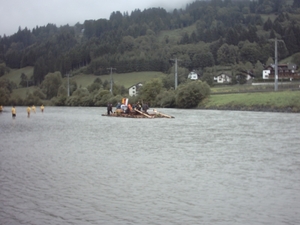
[102, 109, 174, 118]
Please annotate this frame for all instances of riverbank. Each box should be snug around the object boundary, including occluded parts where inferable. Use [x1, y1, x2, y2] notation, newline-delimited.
[199, 90, 300, 113]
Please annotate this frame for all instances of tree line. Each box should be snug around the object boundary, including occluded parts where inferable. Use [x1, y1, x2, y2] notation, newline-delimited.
[0, 0, 300, 108]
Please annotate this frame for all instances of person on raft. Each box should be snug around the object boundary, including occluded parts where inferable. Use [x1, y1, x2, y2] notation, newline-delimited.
[107, 103, 113, 115]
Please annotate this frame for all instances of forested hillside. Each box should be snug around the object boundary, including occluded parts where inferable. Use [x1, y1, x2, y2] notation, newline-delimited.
[1, 0, 300, 108]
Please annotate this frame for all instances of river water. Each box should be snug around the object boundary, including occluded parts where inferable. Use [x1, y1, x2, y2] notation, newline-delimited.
[0, 107, 299, 225]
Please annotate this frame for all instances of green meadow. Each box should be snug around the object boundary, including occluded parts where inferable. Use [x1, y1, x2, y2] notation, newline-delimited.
[201, 91, 300, 112]
[4, 67, 166, 99]
[73, 71, 166, 88]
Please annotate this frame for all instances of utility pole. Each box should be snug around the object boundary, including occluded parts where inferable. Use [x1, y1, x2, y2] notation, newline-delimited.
[274, 37, 278, 91]
[107, 67, 116, 94]
[170, 58, 181, 90]
[67, 72, 70, 97]
[175, 58, 178, 90]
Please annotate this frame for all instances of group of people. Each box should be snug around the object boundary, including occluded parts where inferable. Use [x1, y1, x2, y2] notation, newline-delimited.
[107, 101, 149, 115]
[8, 105, 45, 118]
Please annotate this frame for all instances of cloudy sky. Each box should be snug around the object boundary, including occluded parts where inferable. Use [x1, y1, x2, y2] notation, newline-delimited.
[0, 0, 195, 37]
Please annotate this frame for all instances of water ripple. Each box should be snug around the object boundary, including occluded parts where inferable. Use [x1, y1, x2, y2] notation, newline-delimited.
[1, 107, 300, 224]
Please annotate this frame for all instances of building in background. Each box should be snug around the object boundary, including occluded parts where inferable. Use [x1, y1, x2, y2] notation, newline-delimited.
[128, 82, 143, 96]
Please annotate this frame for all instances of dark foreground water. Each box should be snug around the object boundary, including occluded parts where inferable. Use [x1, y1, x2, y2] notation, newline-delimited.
[0, 107, 300, 225]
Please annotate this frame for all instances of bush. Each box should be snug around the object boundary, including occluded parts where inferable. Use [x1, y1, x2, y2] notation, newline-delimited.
[175, 80, 210, 108]
[156, 90, 176, 108]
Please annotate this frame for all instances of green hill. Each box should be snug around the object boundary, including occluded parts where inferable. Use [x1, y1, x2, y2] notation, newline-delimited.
[4, 68, 166, 99]
[72, 71, 166, 89]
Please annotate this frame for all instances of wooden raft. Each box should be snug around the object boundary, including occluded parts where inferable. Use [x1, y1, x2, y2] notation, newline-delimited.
[102, 109, 174, 118]
[134, 109, 153, 118]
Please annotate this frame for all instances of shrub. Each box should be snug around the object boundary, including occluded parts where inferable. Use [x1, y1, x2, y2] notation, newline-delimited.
[175, 80, 210, 108]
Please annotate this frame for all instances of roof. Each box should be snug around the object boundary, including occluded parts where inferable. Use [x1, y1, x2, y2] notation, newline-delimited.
[128, 82, 143, 90]
[215, 73, 231, 77]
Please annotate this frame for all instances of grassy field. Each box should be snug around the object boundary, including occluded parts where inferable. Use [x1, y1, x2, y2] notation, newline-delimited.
[4, 69, 166, 99]
[2, 66, 34, 85]
[2, 67, 166, 89]
[201, 90, 300, 112]
[11, 86, 38, 98]
[72, 71, 166, 88]
[211, 81, 300, 93]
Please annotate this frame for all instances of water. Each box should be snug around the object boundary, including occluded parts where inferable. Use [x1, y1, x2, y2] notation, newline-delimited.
[0, 107, 300, 225]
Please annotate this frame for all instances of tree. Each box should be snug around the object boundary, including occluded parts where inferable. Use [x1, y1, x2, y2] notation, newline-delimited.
[284, 28, 298, 54]
[0, 63, 6, 76]
[201, 72, 214, 86]
[33, 57, 48, 85]
[180, 32, 190, 44]
[20, 73, 33, 88]
[93, 90, 112, 106]
[247, 25, 259, 42]
[40, 72, 62, 99]
[236, 74, 247, 84]
[225, 28, 239, 45]
[175, 80, 210, 108]
[33, 89, 46, 100]
[87, 78, 103, 93]
[269, 29, 276, 39]
[192, 52, 215, 69]
[263, 17, 273, 31]
[155, 89, 176, 108]
[0, 87, 10, 105]
[163, 66, 189, 90]
[217, 44, 238, 65]
[291, 53, 300, 66]
[254, 60, 264, 78]
[265, 57, 274, 66]
[293, 0, 300, 8]
[138, 78, 163, 106]
[239, 42, 260, 64]
[0, 78, 15, 93]
[66, 88, 91, 106]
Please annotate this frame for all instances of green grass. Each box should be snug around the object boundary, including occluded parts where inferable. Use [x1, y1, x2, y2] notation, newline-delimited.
[11, 86, 38, 99]
[211, 85, 256, 93]
[7, 70, 166, 98]
[210, 81, 282, 94]
[72, 71, 166, 88]
[201, 90, 300, 112]
[3, 67, 166, 89]
[1, 66, 34, 86]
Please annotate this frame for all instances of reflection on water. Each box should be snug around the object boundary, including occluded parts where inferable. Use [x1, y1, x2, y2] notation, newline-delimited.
[1, 107, 300, 225]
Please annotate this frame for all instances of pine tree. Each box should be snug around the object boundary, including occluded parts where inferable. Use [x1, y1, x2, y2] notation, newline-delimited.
[284, 28, 298, 54]
[263, 18, 273, 31]
[269, 29, 276, 39]
[293, 0, 300, 8]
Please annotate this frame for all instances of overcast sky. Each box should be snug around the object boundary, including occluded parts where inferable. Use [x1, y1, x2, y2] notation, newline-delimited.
[0, 0, 195, 37]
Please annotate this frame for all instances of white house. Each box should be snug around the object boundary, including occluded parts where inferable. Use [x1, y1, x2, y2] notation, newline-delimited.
[263, 70, 270, 79]
[262, 63, 298, 79]
[214, 73, 232, 83]
[187, 71, 198, 80]
[128, 82, 143, 96]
